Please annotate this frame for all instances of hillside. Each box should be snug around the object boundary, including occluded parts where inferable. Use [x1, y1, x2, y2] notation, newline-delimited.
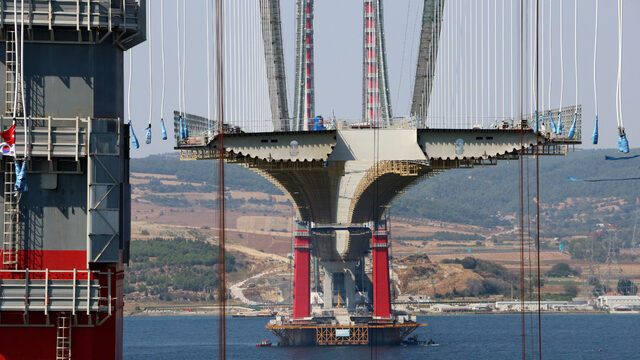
[125, 149, 640, 305]
[131, 149, 640, 239]
[394, 149, 639, 229]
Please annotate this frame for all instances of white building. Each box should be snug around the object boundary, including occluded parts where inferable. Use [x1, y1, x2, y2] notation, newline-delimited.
[596, 295, 640, 310]
[494, 301, 593, 312]
[396, 295, 432, 303]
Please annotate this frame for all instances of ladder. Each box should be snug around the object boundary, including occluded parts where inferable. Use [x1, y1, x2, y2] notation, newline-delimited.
[56, 314, 72, 360]
[2, 160, 19, 269]
[4, 26, 19, 116]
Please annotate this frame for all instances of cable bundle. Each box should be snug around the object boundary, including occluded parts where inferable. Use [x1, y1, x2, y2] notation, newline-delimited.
[615, 0, 628, 153]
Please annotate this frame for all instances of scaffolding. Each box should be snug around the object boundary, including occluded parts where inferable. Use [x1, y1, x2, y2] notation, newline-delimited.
[316, 326, 369, 346]
[2, 160, 18, 270]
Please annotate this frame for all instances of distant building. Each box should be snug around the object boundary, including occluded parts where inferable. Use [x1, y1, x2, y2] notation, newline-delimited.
[494, 301, 593, 312]
[596, 295, 640, 310]
[396, 295, 432, 303]
[431, 304, 472, 313]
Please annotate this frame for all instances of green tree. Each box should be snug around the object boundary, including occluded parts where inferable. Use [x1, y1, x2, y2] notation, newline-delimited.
[461, 257, 477, 270]
[546, 263, 579, 277]
[564, 285, 579, 298]
[617, 279, 638, 295]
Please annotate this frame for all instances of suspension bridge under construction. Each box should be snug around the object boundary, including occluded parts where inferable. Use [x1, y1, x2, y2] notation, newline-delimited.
[175, 0, 582, 347]
[0, 0, 618, 357]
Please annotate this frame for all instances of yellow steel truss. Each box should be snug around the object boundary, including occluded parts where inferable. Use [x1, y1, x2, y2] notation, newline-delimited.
[315, 326, 369, 346]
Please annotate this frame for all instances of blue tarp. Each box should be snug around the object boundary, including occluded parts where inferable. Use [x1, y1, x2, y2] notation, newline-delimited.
[145, 125, 152, 144]
[605, 154, 640, 161]
[161, 118, 168, 140]
[568, 176, 640, 183]
[556, 113, 563, 135]
[14, 160, 27, 193]
[592, 115, 599, 144]
[129, 121, 140, 149]
[567, 113, 577, 139]
[618, 132, 630, 154]
[548, 111, 557, 134]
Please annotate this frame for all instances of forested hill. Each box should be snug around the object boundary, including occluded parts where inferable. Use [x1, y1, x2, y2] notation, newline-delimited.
[131, 149, 640, 232]
[393, 148, 639, 228]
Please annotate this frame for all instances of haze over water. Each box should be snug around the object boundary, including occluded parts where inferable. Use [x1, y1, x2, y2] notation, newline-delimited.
[124, 314, 639, 359]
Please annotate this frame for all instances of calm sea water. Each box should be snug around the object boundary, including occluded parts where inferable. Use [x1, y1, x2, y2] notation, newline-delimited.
[124, 314, 640, 360]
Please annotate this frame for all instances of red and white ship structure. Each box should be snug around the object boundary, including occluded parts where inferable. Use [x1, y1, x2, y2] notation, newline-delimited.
[0, 1, 144, 358]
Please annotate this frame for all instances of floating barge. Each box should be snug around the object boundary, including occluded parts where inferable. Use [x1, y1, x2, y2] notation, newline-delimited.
[266, 315, 424, 346]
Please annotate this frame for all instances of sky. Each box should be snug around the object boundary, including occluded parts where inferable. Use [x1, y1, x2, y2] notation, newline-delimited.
[126, 0, 640, 158]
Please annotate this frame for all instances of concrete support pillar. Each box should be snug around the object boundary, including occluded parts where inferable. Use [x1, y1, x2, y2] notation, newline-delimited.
[293, 221, 311, 319]
[322, 266, 333, 309]
[321, 261, 358, 310]
[344, 267, 356, 311]
[372, 220, 391, 319]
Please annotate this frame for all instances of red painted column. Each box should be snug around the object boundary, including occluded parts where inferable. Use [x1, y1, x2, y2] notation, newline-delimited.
[372, 221, 391, 319]
[293, 221, 311, 319]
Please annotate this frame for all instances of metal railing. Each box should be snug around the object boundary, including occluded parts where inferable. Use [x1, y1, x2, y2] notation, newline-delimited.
[0, 268, 113, 316]
[174, 106, 582, 151]
[0, 0, 142, 32]
[0, 116, 123, 160]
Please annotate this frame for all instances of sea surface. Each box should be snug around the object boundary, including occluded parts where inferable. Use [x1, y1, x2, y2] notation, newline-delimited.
[124, 314, 639, 360]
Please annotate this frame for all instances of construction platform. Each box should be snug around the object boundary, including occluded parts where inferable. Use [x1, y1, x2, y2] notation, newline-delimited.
[266, 314, 423, 346]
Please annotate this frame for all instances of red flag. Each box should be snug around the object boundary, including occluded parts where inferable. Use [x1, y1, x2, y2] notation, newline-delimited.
[0, 124, 15, 145]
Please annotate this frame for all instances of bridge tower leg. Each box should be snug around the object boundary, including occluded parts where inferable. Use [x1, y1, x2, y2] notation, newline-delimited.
[293, 221, 311, 319]
[372, 220, 391, 319]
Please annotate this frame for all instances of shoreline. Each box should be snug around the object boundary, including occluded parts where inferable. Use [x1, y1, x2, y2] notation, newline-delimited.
[126, 308, 616, 317]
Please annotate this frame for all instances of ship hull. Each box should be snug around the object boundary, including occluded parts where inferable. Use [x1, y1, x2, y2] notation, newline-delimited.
[266, 321, 422, 346]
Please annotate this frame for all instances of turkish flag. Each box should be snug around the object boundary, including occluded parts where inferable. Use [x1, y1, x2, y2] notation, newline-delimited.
[0, 124, 15, 145]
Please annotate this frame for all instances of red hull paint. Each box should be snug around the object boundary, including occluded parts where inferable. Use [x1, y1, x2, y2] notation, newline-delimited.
[0, 250, 87, 277]
[0, 265, 123, 360]
[372, 228, 391, 319]
[293, 229, 311, 319]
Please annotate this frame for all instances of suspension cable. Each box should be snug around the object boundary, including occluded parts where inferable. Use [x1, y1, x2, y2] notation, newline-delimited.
[593, 0, 598, 117]
[12, 0, 18, 119]
[176, 0, 183, 115]
[20, 0, 27, 157]
[518, 0, 526, 358]
[466, 2, 471, 128]
[541, 0, 544, 113]
[530, 0, 534, 118]
[535, 0, 543, 358]
[214, 0, 226, 357]
[128, 51, 132, 124]
[559, 0, 564, 133]
[206, 0, 211, 129]
[182, 0, 187, 116]
[127, 50, 139, 149]
[481, 0, 484, 126]
[458, 1, 462, 128]
[501, 0, 505, 122]
[493, 0, 497, 125]
[160, 0, 167, 140]
[616, 0, 624, 128]
[510, 0, 513, 119]
[547, 0, 552, 113]
[574, 0, 578, 115]
[146, 0, 152, 144]
[592, 0, 599, 144]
